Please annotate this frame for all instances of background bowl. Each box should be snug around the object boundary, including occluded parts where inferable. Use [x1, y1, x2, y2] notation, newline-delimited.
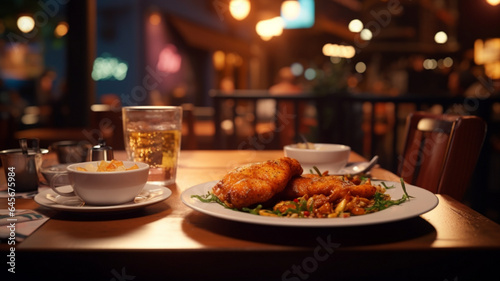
[63, 161, 149, 205]
[284, 143, 350, 174]
[51, 140, 91, 164]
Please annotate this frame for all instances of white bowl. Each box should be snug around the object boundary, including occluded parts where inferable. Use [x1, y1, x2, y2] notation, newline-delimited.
[56, 161, 149, 205]
[284, 143, 350, 174]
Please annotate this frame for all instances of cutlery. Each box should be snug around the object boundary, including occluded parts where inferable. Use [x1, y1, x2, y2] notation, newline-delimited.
[134, 188, 164, 203]
[46, 193, 85, 207]
[338, 155, 379, 175]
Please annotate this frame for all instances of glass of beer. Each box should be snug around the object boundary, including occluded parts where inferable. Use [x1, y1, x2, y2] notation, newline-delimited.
[122, 106, 182, 185]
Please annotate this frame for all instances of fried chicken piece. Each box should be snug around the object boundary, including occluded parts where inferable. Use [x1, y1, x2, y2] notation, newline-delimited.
[212, 157, 303, 208]
[281, 175, 377, 203]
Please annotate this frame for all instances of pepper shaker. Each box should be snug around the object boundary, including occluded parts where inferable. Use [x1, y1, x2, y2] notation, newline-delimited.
[89, 139, 114, 161]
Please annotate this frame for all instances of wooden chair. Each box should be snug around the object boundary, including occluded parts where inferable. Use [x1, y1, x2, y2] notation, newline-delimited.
[398, 111, 487, 201]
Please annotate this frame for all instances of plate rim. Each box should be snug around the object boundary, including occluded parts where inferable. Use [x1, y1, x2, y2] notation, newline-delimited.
[34, 184, 172, 212]
[181, 180, 439, 227]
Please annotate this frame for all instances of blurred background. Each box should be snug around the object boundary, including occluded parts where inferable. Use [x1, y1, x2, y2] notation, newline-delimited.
[0, 0, 499, 222]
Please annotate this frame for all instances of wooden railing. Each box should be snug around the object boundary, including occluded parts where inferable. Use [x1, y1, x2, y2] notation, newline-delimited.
[211, 90, 500, 172]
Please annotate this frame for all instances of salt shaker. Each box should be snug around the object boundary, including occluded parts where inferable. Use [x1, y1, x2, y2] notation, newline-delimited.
[89, 139, 114, 161]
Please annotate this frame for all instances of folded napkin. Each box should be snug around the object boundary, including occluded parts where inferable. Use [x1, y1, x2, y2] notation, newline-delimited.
[0, 210, 49, 242]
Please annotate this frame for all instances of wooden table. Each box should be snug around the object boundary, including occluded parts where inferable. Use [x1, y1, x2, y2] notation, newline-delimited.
[2, 150, 500, 280]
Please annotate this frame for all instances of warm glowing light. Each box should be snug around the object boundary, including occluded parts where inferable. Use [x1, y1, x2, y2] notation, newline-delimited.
[54, 21, 69, 38]
[348, 19, 363, 33]
[486, 0, 500, 6]
[260, 35, 272, 41]
[17, 15, 35, 33]
[229, 0, 251, 21]
[475, 38, 500, 79]
[355, 62, 366, 73]
[213, 50, 225, 70]
[149, 12, 162, 25]
[443, 57, 454, 68]
[434, 31, 448, 44]
[322, 43, 356, 59]
[157, 44, 182, 73]
[360, 29, 372, 40]
[256, 17, 284, 40]
[281, 1, 301, 20]
[423, 59, 438, 70]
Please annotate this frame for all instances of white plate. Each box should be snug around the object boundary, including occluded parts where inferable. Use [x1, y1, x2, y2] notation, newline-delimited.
[34, 184, 172, 212]
[181, 180, 439, 227]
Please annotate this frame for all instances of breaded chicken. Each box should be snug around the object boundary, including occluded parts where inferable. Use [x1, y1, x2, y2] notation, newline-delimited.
[281, 175, 377, 202]
[212, 157, 303, 208]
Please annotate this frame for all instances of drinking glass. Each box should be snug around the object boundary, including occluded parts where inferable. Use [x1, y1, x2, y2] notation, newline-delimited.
[122, 106, 182, 185]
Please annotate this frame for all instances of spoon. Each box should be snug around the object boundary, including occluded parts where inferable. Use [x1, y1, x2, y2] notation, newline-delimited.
[298, 134, 313, 149]
[134, 188, 164, 203]
[338, 155, 379, 175]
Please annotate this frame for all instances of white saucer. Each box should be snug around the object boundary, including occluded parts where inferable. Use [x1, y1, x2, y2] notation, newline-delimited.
[34, 184, 171, 212]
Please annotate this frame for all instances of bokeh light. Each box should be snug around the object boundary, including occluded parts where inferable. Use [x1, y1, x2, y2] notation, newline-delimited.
[355, 62, 367, 73]
[360, 29, 373, 41]
[229, 0, 251, 21]
[17, 15, 35, 33]
[290, 62, 304, 76]
[434, 31, 448, 44]
[348, 19, 363, 32]
[304, 68, 316, 80]
[281, 0, 301, 20]
[54, 21, 69, 38]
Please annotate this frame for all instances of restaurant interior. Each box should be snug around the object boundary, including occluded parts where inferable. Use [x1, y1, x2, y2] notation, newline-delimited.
[3, 0, 499, 218]
[1, 0, 500, 279]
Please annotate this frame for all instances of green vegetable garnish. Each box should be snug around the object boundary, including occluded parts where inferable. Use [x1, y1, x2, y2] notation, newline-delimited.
[242, 204, 263, 215]
[191, 192, 229, 208]
[310, 166, 323, 176]
[365, 178, 413, 213]
[381, 182, 395, 189]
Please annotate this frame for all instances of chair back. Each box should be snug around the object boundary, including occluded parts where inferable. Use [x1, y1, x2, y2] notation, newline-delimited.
[398, 111, 486, 201]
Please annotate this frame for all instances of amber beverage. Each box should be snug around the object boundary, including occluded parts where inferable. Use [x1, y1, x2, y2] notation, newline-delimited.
[122, 106, 182, 185]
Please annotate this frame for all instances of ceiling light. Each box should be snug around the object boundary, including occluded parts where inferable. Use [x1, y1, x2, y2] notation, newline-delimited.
[348, 19, 363, 33]
[17, 15, 35, 33]
[434, 31, 448, 44]
[230, 0, 251, 21]
[360, 29, 372, 41]
[256, 17, 284, 39]
[281, 0, 301, 20]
